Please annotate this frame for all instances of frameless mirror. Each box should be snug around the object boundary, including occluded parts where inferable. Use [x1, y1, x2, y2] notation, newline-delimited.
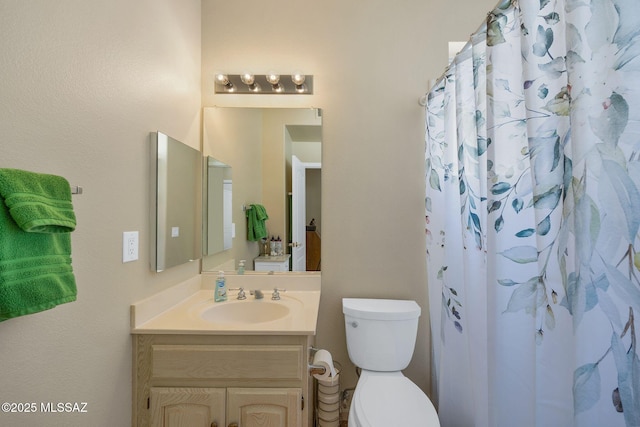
[201, 107, 322, 273]
[203, 156, 232, 256]
[150, 131, 202, 272]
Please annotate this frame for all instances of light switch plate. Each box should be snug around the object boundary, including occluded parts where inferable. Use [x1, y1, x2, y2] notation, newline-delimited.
[123, 231, 139, 263]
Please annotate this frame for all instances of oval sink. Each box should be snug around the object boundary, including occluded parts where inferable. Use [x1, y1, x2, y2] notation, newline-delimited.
[200, 301, 290, 324]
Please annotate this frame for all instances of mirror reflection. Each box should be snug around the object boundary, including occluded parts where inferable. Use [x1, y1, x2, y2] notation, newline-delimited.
[201, 107, 322, 273]
[203, 156, 232, 256]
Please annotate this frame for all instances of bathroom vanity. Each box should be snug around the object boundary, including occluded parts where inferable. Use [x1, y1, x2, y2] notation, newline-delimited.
[131, 274, 321, 427]
[133, 334, 312, 427]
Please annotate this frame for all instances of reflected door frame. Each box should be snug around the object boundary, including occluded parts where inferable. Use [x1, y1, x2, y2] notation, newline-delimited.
[291, 155, 321, 271]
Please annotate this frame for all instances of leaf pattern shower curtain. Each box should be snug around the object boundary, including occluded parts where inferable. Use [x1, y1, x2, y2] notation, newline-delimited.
[425, 0, 640, 426]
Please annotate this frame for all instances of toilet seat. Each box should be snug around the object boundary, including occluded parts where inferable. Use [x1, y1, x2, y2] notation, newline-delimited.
[350, 371, 440, 427]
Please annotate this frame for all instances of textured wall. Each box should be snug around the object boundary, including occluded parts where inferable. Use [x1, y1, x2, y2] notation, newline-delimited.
[0, 1, 201, 426]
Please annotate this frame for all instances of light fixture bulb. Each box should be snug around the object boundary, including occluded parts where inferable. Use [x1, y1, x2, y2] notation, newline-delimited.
[266, 73, 280, 85]
[291, 73, 305, 86]
[294, 83, 307, 93]
[240, 74, 255, 85]
[215, 74, 230, 85]
[272, 83, 284, 93]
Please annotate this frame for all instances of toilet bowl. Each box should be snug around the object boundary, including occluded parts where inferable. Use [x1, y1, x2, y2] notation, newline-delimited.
[349, 371, 439, 426]
[343, 298, 440, 427]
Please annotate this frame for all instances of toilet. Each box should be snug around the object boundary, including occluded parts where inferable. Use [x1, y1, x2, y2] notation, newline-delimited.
[342, 298, 440, 426]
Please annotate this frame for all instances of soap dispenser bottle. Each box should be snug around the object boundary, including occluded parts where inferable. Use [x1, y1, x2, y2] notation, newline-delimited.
[237, 260, 246, 275]
[215, 271, 227, 302]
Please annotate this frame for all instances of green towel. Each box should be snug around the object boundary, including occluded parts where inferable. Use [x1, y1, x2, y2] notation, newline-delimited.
[0, 169, 77, 321]
[246, 204, 269, 241]
[0, 168, 76, 233]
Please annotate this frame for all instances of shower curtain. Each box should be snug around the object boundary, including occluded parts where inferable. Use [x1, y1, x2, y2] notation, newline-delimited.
[425, 0, 640, 426]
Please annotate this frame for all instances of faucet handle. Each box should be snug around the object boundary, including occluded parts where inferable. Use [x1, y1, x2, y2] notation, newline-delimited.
[229, 287, 246, 300]
[272, 288, 287, 300]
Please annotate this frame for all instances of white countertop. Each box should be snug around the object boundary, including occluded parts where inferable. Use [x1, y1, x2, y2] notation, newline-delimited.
[131, 273, 320, 336]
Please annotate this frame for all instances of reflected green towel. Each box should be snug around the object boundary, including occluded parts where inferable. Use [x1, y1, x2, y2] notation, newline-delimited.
[246, 204, 269, 241]
[0, 169, 77, 321]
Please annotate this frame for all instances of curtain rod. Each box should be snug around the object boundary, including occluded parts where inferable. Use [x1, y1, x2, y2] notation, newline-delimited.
[418, 8, 495, 107]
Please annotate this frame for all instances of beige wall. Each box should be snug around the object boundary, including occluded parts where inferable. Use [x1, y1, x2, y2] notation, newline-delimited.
[0, 0, 497, 425]
[0, 1, 201, 426]
[201, 0, 497, 394]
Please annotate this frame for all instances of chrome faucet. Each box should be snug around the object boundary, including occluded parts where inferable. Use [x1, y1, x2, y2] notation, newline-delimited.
[230, 287, 246, 300]
[272, 288, 286, 300]
[251, 289, 264, 299]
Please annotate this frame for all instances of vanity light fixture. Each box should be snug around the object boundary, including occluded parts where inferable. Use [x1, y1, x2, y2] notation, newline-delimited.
[214, 73, 313, 94]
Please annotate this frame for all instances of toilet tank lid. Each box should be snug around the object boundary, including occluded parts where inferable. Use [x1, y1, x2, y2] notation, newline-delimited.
[342, 298, 421, 320]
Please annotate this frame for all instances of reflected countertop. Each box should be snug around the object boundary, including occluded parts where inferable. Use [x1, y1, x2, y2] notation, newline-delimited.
[254, 254, 291, 262]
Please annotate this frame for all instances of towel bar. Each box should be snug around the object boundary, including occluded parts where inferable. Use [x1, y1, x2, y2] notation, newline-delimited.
[71, 186, 83, 195]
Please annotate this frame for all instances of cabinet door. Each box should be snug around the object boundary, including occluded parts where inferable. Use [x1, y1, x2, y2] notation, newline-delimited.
[226, 388, 302, 427]
[150, 387, 225, 427]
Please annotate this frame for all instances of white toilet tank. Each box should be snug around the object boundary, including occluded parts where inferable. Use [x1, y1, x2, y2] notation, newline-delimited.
[342, 298, 421, 372]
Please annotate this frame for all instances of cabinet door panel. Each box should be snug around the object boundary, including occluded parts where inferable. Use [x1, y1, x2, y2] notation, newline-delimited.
[227, 388, 301, 427]
[150, 387, 225, 427]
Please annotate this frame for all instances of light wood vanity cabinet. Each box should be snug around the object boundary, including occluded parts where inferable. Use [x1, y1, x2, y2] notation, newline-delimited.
[149, 387, 225, 426]
[133, 334, 314, 427]
[149, 387, 301, 427]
